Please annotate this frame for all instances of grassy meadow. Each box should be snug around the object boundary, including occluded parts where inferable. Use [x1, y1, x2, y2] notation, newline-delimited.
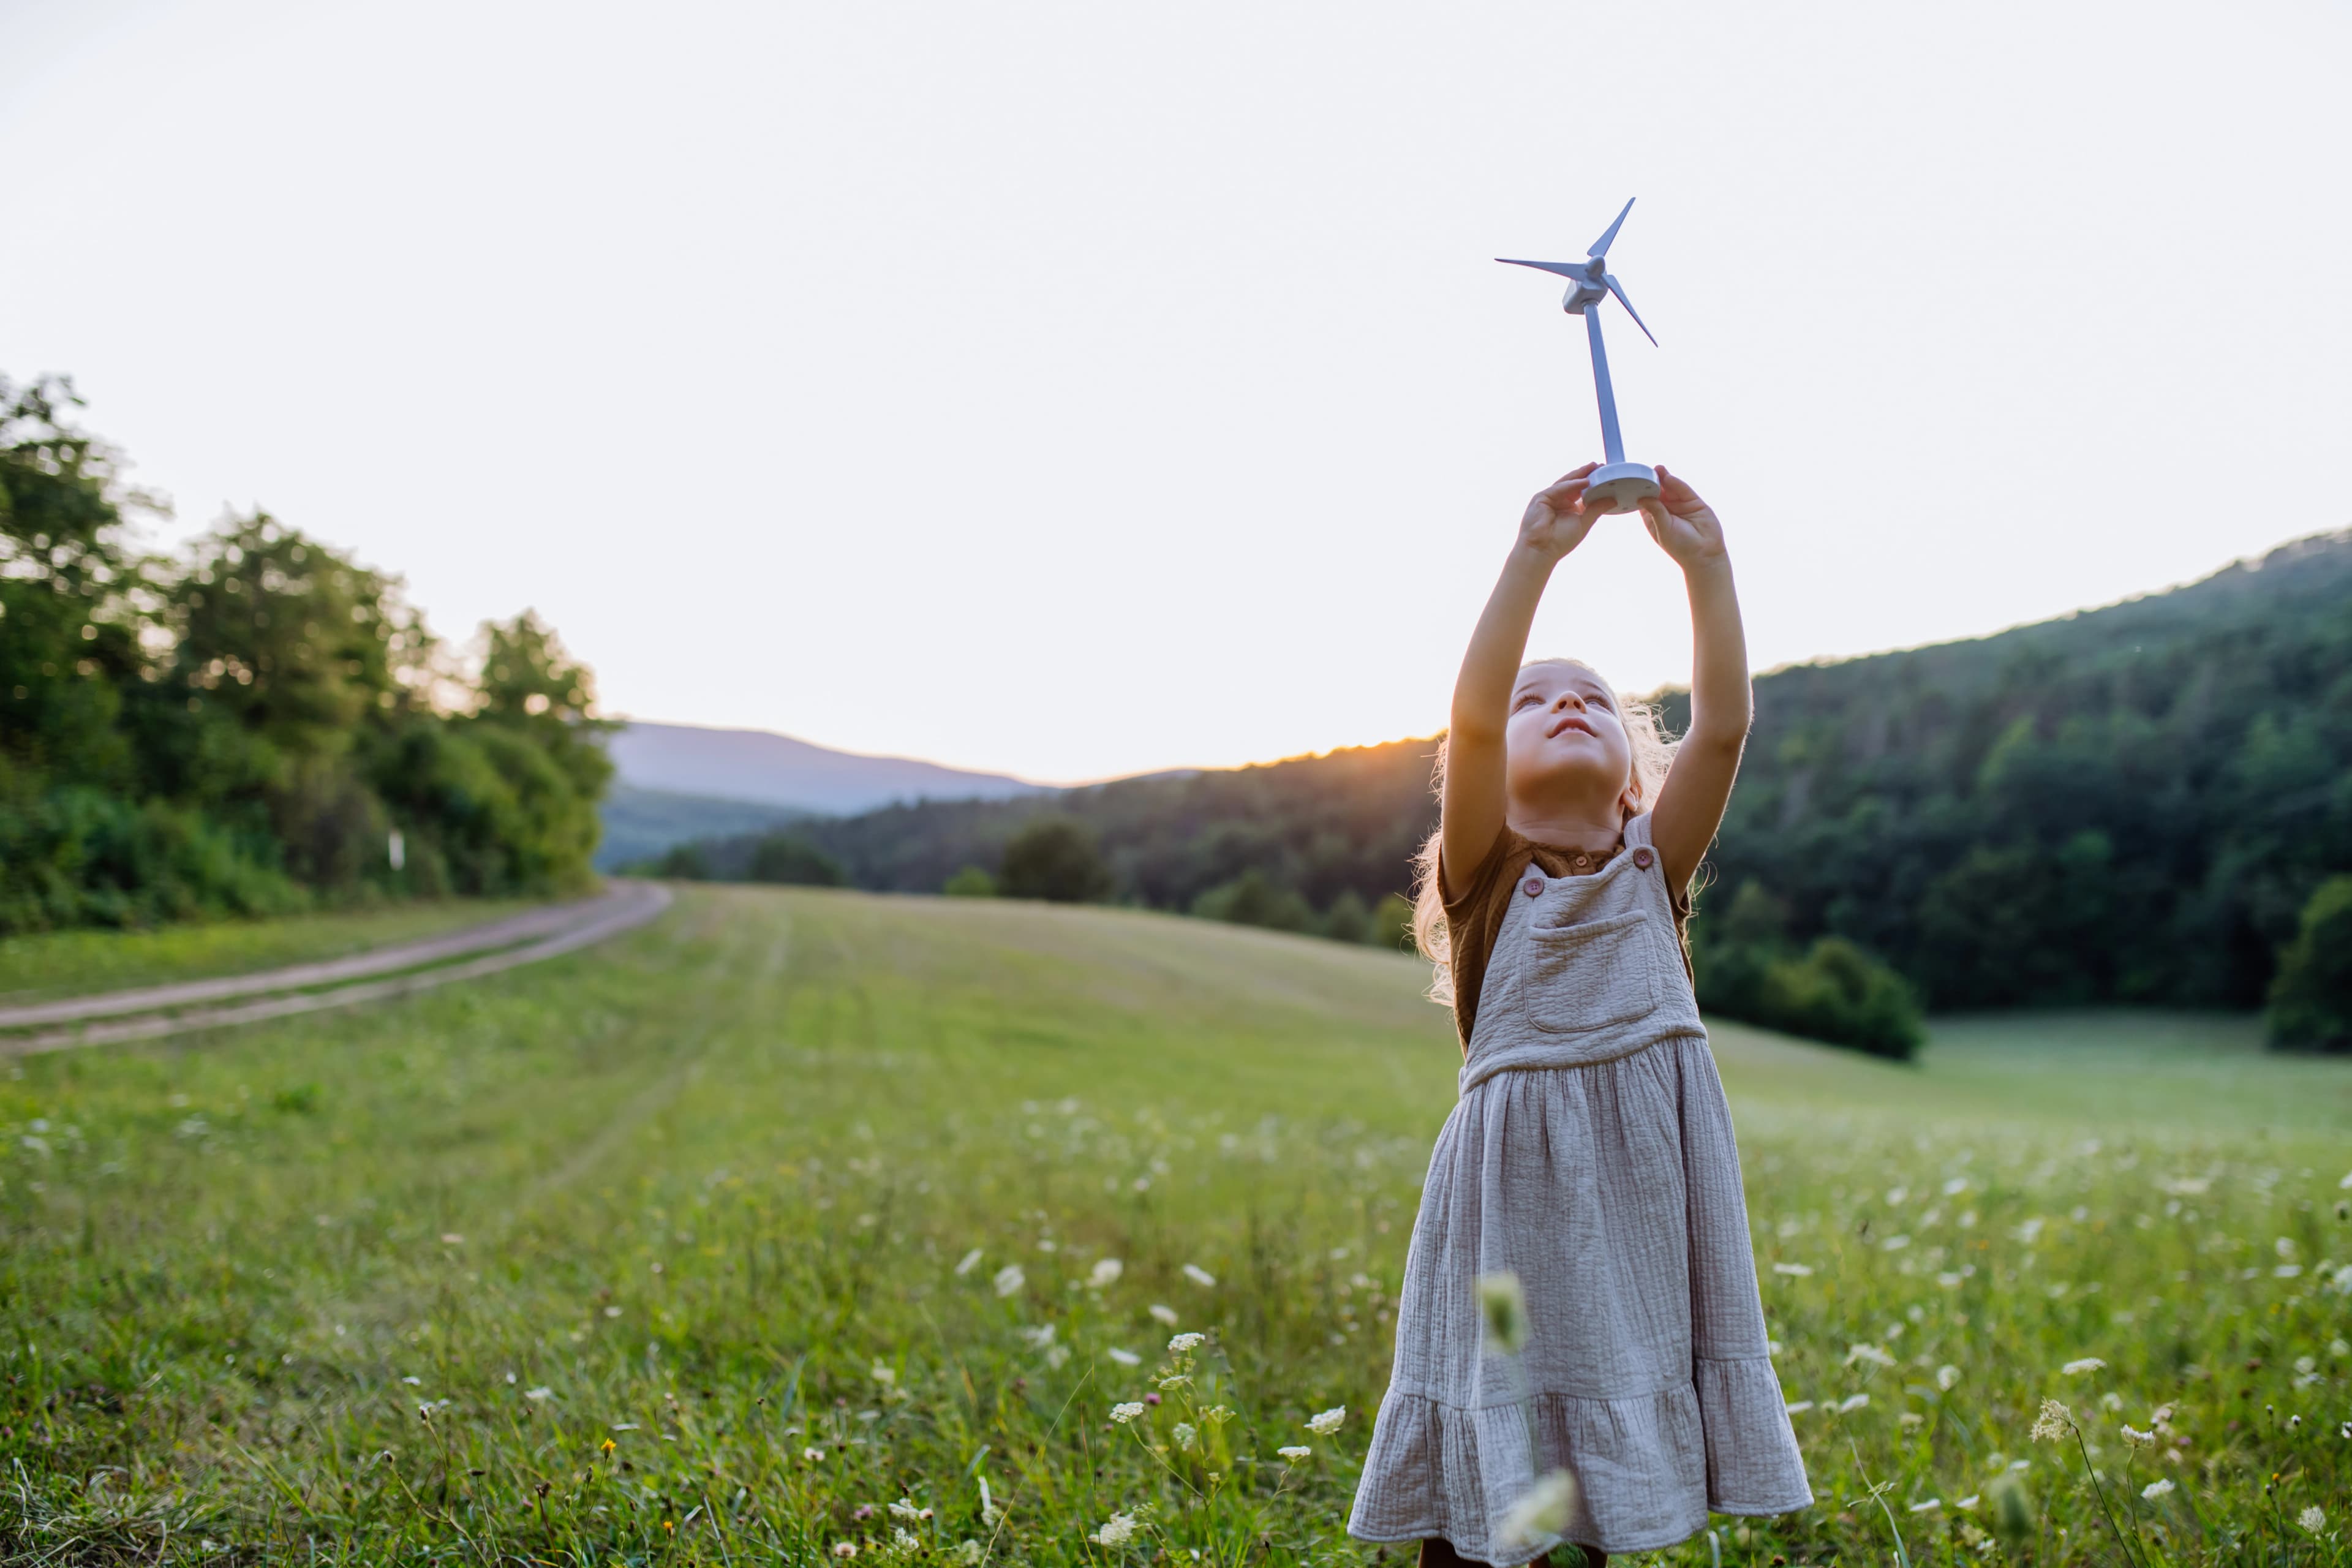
[0, 899, 546, 1005]
[1, 885, 2347, 1566]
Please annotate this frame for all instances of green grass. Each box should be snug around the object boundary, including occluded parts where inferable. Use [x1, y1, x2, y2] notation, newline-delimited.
[1, 886, 2346, 1566]
[0, 898, 547, 1003]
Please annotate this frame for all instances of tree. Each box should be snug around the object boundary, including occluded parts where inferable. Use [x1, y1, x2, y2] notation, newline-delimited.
[2267, 875, 2352, 1052]
[998, 818, 1110, 903]
[747, 833, 845, 887]
[943, 865, 996, 897]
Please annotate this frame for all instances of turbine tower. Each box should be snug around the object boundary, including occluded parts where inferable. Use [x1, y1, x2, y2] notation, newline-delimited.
[1498, 198, 1661, 514]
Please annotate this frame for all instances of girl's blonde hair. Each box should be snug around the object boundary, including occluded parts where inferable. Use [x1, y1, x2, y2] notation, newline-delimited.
[1409, 660, 1678, 1006]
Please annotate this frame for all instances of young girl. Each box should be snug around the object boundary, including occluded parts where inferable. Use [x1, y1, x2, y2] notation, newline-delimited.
[1348, 462, 1810, 1566]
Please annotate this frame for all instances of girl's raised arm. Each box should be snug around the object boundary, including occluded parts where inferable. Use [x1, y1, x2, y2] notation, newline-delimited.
[1640, 465, 1753, 894]
[1441, 464, 1600, 897]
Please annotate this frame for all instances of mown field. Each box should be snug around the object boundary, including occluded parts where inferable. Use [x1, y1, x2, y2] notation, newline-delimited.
[0, 899, 545, 1003]
[1, 885, 2346, 1566]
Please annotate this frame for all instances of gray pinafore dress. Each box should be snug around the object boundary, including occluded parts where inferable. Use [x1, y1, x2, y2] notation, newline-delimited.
[1349, 812, 1811, 1561]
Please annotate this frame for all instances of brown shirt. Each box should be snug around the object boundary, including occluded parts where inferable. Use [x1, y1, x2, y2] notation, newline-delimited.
[1441, 824, 1694, 1050]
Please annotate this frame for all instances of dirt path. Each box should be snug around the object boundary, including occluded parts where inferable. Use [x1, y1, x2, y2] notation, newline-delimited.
[0, 881, 674, 1054]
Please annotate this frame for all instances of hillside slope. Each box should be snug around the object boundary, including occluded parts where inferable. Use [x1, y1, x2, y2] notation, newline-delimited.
[777, 530, 2352, 1010]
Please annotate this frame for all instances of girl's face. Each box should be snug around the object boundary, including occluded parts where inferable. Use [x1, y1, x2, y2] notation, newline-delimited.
[1504, 660, 1636, 820]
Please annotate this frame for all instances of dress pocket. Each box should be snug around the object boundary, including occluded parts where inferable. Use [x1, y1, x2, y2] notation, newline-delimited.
[1519, 910, 1660, 1035]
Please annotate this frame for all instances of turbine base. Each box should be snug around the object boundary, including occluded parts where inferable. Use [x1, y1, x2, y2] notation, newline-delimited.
[1583, 461, 1659, 515]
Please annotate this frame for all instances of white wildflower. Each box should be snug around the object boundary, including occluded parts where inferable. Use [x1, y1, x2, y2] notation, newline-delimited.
[873, 1362, 899, 1384]
[1087, 1258, 1124, 1288]
[954, 1542, 984, 1566]
[992, 1264, 1025, 1298]
[979, 1478, 1001, 1525]
[1845, 1343, 1896, 1369]
[1090, 1512, 1141, 1548]
[1182, 1264, 1216, 1288]
[955, 1248, 984, 1276]
[1020, 1324, 1057, 1349]
[2122, 1425, 2153, 1447]
[2061, 1357, 2106, 1376]
[1836, 1394, 1870, 1414]
[2297, 1506, 2324, 1534]
[1306, 1406, 1346, 1436]
[1172, 1422, 1197, 1450]
[2141, 1478, 2174, 1499]
[1044, 1344, 1071, 1368]
[1772, 1262, 1814, 1277]
[832, 1543, 858, 1559]
[1937, 1365, 1961, 1391]
[1908, 1499, 1942, 1514]
[893, 1529, 921, 1552]
[1784, 1401, 1815, 1415]
[1496, 1469, 1579, 1550]
[804, 1446, 827, 1461]
[525, 1386, 553, 1401]
[1278, 1445, 1312, 1462]
[1109, 1402, 1146, 1424]
[891, 1499, 925, 1521]
[2031, 1400, 2073, 1442]
[1476, 1272, 1528, 1353]
[1107, 1348, 1141, 1366]
[1148, 1303, 1179, 1327]
[1168, 1332, 1205, 1354]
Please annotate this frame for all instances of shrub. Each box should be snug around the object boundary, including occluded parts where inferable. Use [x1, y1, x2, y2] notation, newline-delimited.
[998, 818, 1111, 903]
[1192, 870, 1313, 933]
[1694, 880, 1926, 1060]
[943, 865, 996, 897]
[2267, 874, 2352, 1052]
[746, 833, 845, 887]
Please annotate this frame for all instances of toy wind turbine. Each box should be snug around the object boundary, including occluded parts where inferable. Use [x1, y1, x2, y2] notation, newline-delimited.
[1499, 197, 1662, 514]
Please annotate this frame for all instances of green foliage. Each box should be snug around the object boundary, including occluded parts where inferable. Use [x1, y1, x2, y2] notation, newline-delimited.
[1692, 883, 1927, 1060]
[943, 864, 997, 897]
[998, 817, 1112, 903]
[0, 889, 2340, 1563]
[2266, 873, 2352, 1052]
[1193, 869, 1314, 932]
[653, 841, 714, 880]
[0, 375, 612, 934]
[746, 832, 846, 887]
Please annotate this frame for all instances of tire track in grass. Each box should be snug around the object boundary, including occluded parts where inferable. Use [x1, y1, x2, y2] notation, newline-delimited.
[519, 891, 793, 1210]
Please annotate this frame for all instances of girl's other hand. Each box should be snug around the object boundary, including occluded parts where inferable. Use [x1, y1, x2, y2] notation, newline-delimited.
[1637, 465, 1728, 570]
[1517, 462, 1603, 558]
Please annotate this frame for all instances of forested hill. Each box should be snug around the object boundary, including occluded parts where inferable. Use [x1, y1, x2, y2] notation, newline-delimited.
[790, 528, 2352, 1012]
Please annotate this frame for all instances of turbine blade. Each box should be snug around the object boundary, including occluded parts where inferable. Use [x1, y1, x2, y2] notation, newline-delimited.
[1495, 257, 1588, 279]
[1604, 275, 1658, 345]
[1587, 197, 1636, 258]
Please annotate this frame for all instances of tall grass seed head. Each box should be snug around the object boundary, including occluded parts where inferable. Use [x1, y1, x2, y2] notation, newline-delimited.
[1989, 1476, 2033, 1548]
[1496, 1468, 1579, 1551]
[1477, 1272, 1528, 1354]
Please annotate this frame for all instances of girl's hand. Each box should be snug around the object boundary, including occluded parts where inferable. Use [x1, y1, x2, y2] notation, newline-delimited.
[1636, 464, 1728, 570]
[1517, 463, 1602, 558]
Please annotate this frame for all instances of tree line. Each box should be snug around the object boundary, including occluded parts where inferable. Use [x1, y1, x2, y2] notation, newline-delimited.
[1, 377, 611, 933]
[647, 527, 2352, 1055]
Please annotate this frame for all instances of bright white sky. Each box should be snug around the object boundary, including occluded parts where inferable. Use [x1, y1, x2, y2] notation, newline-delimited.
[4, 0, 2347, 783]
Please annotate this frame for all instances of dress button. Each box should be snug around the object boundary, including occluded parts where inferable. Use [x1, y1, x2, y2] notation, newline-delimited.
[1521, 876, 1544, 897]
[1632, 847, 1654, 870]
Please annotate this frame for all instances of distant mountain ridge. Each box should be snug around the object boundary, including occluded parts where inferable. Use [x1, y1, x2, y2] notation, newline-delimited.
[605, 720, 1047, 815]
